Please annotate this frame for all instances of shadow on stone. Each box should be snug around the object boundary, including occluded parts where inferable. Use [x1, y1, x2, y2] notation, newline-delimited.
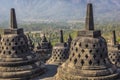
[34, 64, 58, 80]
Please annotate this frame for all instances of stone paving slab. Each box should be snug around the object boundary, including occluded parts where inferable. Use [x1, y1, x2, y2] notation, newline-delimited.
[33, 64, 58, 80]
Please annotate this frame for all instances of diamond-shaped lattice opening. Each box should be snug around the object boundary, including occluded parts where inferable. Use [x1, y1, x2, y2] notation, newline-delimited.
[112, 59, 115, 62]
[55, 51, 58, 54]
[56, 49, 60, 52]
[55, 57, 57, 60]
[85, 44, 88, 48]
[53, 50, 55, 54]
[79, 43, 81, 47]
[15, 51, 18, 54]
[62, 54, 64, 57]
[110, 56, 112, 59]
[60, 51, 62, 55]
[63, 56, 66, 59]
[81, 49, 85, 53]
[60, 57, 61, 59]
[3, 51, 5, 54]
[6, 39, 9, 42]
[97, 60, 100, 65]
[85, 54, 88, 59]
[72, 53, 75, 57]
[15, 42, 18, 45]
[12, 47, 15, 50]
[78, 54, 81, 58]
[8, 51, 11, 55]
[57, 54, 60, 57]
[6, 47, 8, 50]
[89, 60, 92, 65]
[103, 59, 106, 64]
[93, 54, 96, 59]
[71, 47, 73, 50]
[81, 59, 84, 65]
[76, 47, 78, 52]
[2, 47, 4, 49]
[12, 39, 14, 42]
[89, 50, 92, 53]
[109, 53, 111, 56]
[74, 58, 77, 64]
[74, 42, 76, 46]
[9, 43, 11, 46]
[93, 44, 96, 48]
[113, 53, 116, 56]
[115, 56, 118, 59]
[53, 54, 56, 57]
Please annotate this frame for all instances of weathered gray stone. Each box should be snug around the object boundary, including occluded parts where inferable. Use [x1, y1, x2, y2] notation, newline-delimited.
[108, 30, 120, 68]
[34, 34, 52, 62]
[56, 3, 119, 80]
[0, 8, 45, 80]
[47, 30, 69, 65]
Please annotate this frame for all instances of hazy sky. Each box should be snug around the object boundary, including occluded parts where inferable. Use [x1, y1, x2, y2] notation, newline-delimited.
[0, 0, 119, 23]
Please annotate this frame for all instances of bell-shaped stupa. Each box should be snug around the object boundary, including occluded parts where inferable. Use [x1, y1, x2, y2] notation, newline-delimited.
[34, 34, 52, 62]
[0, 8, 45, 80]
[108, 30, 120, 67]
[47, 30, 69, 65]
[56, 3, 119, 80]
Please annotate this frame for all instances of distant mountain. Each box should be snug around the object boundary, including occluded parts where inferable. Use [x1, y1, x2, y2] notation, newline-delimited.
[0, 0, 120, 23]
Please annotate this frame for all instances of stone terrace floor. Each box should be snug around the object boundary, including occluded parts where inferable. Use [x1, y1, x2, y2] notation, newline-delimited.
[33, 64, 58, 80]
[33, 64, 120, 80]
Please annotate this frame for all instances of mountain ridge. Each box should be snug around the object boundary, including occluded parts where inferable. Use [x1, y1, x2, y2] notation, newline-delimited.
[0, 0, 120, 23]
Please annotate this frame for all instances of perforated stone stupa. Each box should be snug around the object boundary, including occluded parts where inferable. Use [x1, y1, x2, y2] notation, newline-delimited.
[47, 30, 69, 65]
[108, 30, 120, 67]
[56, 3, 119, 80]
[0, 8, 45, 80]
[34, 34, 52, 62]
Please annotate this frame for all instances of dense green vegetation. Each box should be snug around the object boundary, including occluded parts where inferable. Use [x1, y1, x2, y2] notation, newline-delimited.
[0, 22, 120, 45]
[20, 22, 83, 45]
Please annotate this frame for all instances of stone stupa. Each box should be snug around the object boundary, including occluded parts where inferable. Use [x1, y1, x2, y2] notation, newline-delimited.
[47, 30, 69, 65]
[108, 30, 120, 67]
[56, 3, 119, 80]
[34, 34, 52, 62]
[0, 8, 45, 80]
